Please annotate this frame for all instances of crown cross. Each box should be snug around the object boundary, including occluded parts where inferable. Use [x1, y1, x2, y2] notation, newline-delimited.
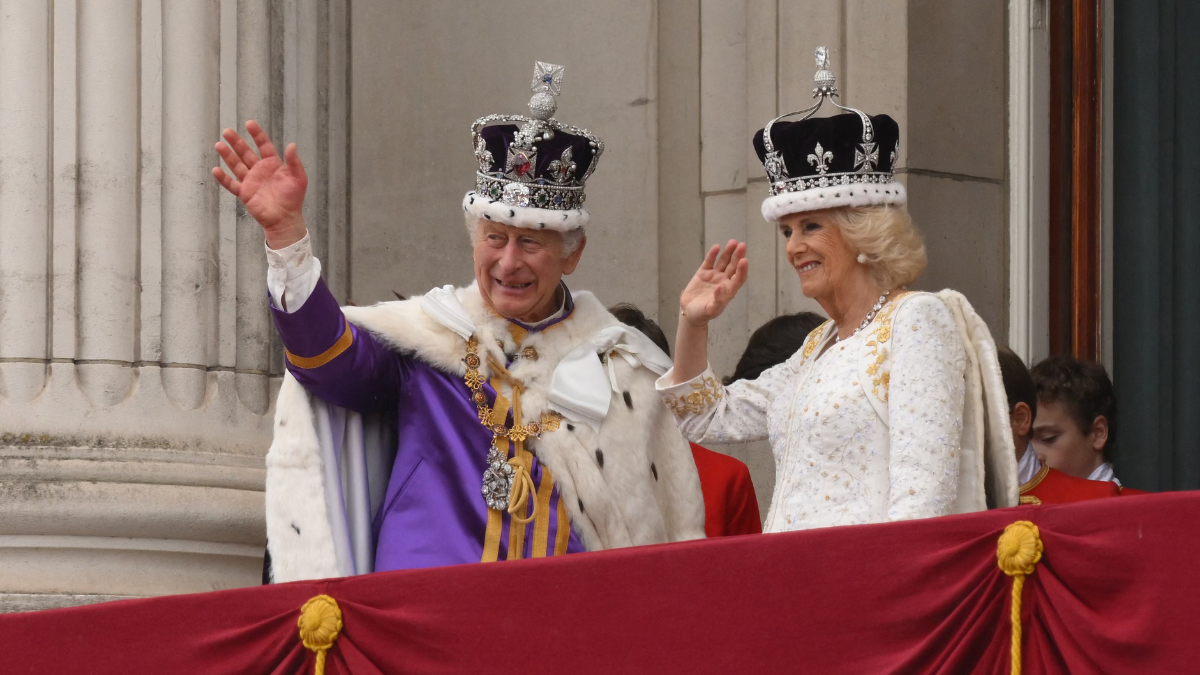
[854, 142, 879, 173]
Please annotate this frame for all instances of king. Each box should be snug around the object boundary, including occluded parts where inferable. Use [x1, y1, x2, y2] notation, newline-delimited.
[213, 62, 706, 582]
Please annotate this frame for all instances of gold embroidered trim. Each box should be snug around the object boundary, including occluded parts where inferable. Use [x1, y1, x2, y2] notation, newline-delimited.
[664, 375, 724, 416]
[286, 319, 354, 369]
[861, 292, 911, 403]
[800, 320, 834, 364]
[1019, 464, 1051, 494]
[1019, 495, 1043, 505]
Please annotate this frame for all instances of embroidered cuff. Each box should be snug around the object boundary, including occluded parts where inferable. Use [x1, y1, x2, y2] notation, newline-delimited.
[655, 365, 724, 417]
[266, 233, 322, 313]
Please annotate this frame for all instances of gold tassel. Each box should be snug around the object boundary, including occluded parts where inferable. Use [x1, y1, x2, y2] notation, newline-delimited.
[997, 521, 1044, 675]
[298, 595, 343, 675]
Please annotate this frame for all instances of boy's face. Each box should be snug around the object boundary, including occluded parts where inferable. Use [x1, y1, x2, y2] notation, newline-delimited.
[1031, 399, 1107, 479]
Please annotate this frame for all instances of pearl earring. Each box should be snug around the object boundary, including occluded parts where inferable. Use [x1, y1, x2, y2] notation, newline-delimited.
[856, 253, 867, 264]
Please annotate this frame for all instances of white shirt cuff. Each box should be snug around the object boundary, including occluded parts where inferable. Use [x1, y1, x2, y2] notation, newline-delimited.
[266, 233, 322, 313]
[655, 364, 717, 394]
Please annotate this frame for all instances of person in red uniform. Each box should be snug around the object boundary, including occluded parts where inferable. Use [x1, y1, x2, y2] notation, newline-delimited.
[1030, 355, 1147, 496]
[609, 304, 762, 536]
[996, 346, 1120, 504]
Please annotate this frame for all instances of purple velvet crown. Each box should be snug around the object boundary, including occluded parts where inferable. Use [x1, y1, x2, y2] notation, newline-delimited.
[474, 124, 599, 210]
[464, 62, 604, 232]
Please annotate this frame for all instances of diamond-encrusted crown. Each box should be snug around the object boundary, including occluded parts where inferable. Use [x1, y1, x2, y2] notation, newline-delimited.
[751, 46, 906, 220]
[469, 61, 604, 215]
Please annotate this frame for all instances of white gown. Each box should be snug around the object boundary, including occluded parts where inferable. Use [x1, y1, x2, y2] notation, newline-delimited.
[657, 291, 1018, 533]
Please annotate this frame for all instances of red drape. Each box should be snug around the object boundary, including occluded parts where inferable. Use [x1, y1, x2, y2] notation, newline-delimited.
[7, 492, 1197, 674]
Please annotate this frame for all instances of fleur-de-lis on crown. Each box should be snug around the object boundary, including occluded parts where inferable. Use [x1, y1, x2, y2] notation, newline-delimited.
[475, 136, 494, 173]
[889, 140, 899, 168]
[854, 142, 879, 173]
[547, 147, 576, 184]
[808, 142, 833, 175]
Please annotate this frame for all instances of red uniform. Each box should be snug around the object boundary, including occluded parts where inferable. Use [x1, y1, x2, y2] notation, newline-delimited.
[1019, 464, 1121, 504]
[690, 443, 762, 537]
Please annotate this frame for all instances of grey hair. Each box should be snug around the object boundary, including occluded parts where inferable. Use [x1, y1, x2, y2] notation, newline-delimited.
[464, 213, 585, 257]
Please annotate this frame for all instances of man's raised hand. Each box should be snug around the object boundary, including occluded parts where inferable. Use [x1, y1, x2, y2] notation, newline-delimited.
[213, 120, 308, 249]
[679, 239, 749, 327]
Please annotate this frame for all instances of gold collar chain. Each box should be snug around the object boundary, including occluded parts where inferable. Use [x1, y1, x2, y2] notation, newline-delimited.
[464, 336, 561, 518]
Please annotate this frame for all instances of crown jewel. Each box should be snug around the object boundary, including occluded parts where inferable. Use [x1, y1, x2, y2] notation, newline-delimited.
[470, 61, 604, 216]
[751, 46, 906, 221]
[759, 46, 891, 197]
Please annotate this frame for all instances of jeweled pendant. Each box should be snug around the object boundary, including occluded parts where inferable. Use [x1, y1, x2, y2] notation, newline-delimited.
[481, 448, 515, 511]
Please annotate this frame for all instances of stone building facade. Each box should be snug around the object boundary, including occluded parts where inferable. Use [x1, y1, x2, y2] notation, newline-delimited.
[0, 0, 1013, 611]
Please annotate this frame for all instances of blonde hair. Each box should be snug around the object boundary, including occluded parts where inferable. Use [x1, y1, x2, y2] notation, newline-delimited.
[823, 205, 926, 288]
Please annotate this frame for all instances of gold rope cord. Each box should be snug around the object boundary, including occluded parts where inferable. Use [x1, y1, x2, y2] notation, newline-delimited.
[997, 521, 1044, 675]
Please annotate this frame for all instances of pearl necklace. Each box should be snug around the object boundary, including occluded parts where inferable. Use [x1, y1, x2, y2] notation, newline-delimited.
[835, 289, 891, 343]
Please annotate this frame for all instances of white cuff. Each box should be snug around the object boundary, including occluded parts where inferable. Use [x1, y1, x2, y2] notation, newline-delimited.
[266, 233, 322, 313]
[655, 364, 723, 417]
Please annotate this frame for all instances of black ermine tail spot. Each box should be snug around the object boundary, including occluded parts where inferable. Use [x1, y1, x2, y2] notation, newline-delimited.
[651, 463, 658, 481]
[595, 449, 604, 468]
[622, 391, 633, 408]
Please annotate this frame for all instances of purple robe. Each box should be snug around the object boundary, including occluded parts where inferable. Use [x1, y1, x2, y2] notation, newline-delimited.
[272, 279, 585, 572]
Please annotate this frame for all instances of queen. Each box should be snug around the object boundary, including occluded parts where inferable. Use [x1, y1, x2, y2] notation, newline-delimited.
[657, 49, 1018, 532]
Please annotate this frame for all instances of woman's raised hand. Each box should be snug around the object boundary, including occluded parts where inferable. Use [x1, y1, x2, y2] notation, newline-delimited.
[679, 240, 749, 327]
[212, 120, 308, 249]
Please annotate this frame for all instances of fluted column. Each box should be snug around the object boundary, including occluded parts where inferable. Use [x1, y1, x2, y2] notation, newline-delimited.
[160, 0, 221, 410]
[76, 0, 140, 407]
[0, 0, 351, 612]
[0, 0, 50, 403]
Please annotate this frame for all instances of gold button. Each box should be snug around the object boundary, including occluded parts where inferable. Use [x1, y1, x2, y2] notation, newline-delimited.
[816, 378, 821, 383]
[814, 411, 819, 416]
[909, 488, 916, 495]
[824, 495, 830, 500]
[833, 403, 839, 409]
[852, 381, 858, 386]
[522, 346, 539, 360]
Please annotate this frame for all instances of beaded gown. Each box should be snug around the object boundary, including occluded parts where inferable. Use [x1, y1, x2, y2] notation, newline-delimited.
[657, 292, 973, 533]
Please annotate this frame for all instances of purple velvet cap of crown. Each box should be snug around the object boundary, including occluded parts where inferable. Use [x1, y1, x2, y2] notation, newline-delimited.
[477, 124, 596, 184]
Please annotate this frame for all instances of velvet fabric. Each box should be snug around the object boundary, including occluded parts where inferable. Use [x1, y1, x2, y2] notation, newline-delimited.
[752, 112, 901, 180]
[8, 492, 1198, 674]
[478, 123, 596, 183]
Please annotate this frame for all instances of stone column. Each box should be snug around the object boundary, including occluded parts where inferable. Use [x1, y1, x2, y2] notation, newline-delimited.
[0, 0, 349, 613]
